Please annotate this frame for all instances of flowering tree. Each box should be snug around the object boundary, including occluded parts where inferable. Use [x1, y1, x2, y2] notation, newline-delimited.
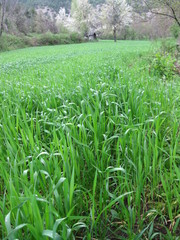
[101, 0, 132, 42]
[56, 8, 75, 32]
[71, 0, 92, 36]
[88, 5, 103, 36]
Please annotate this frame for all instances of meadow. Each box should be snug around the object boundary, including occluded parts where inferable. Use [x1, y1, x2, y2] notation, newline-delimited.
[0, 41, 179, 239]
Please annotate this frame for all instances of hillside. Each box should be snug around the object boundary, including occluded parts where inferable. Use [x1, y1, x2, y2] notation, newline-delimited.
[19, 0, 106, 11]
[19, 0, 71, 11]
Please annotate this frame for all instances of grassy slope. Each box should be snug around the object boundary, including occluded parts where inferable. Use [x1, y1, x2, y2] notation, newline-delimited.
[0, 41, 180, 239]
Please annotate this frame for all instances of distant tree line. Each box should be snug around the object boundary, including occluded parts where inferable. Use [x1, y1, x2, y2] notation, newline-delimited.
[0, 0, 179, 42]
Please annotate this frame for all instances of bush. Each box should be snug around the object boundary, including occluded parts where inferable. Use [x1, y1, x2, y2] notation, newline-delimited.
[171, 24, 180, 39]
[119, 27, 138, 40]
[37, 32, 67, 45]
[37, 32, 85, 46]
[0, 34, 29, 51]
[70, 32, 84, 43]
[0, 32, 86, 52]
[100, 33, 114, 40]
[150, 52, 175, 79]
[100, 29, 149, 41]
[160, 39, 177, 55]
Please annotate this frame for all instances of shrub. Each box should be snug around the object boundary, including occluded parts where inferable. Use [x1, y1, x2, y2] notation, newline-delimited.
[37, 32, 85, 46]
[171, 24, 180, 39]
[0, 32, 86, 52]
[37, 32, 62, 45]
[160, 39, 177, 55]
[70, 32, 84, 43]
[150, 52, 175, 79]
[0, 34, 28, 51]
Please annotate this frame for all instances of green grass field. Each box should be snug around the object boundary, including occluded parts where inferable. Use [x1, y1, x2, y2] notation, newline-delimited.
[0, 41, 180, 239]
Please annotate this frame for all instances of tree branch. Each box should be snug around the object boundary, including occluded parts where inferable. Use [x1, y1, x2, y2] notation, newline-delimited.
[165, 2, 180, 27]
[142, 0, 180, 27]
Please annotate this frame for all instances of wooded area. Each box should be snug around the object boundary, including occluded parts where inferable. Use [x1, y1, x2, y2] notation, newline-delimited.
[0, 0, 179, 45]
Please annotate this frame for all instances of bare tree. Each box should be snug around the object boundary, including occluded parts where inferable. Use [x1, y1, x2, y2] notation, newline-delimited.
[0, 0, 6, 36]
[134, 0, 180, 28]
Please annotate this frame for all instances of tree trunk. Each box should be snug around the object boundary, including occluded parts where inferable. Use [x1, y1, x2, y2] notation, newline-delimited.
[113, 26, 116, 42]
[0, 0, 6, 37]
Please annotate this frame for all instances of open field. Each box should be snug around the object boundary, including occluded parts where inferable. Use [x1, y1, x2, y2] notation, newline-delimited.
[0, 41, 180, 239]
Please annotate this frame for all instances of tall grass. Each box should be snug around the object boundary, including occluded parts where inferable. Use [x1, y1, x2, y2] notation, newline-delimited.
[0, 41, 179, 239]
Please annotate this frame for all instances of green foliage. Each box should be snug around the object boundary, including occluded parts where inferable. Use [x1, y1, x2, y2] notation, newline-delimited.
[160, 39, 177, 55]
[0, 33, 85, 52]
[69, 32, 84, 43]
[100, 27, 149, 40]
[37, 32, 84, 45]
[171, 24, 180, 39]
[150, 39, 179, 80]
[0, 34, 26, 51]
[120, 27, 138, 40]
[150, 52, 175, 79]
[0, 41, 179, 239]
